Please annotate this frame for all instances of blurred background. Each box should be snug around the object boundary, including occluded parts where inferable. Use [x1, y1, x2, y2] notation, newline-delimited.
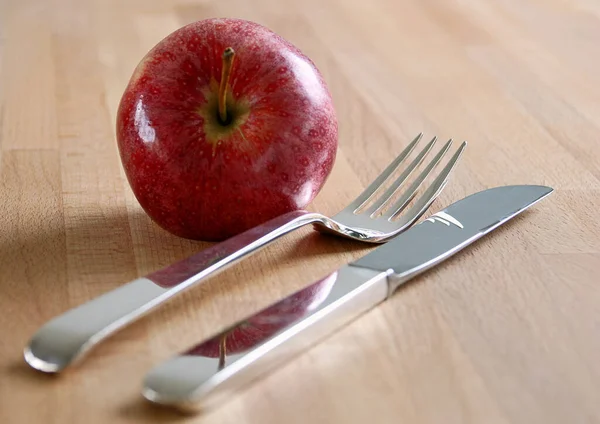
[2, 0, 599, 423]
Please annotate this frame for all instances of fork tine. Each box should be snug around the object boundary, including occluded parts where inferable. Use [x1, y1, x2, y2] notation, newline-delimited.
[381, 138, 453, 219]
[349, 132, 423, 212]
[390, 141, 467, 223]
[364, 136, 438, 216]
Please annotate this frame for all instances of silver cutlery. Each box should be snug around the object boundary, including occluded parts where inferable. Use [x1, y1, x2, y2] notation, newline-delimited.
[142, 184, 553, 412]
[25, 133, 466, 373]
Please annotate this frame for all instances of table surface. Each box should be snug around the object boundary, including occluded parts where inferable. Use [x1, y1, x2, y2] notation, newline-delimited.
[2, 0, 600, 422]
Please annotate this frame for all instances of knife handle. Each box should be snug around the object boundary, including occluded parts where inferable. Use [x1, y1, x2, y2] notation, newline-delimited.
[141, 265, 389, 411]
[24, 210, 323, 373]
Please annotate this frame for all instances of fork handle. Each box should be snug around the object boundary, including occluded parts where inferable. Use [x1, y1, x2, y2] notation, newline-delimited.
[24, 210, 323, 373]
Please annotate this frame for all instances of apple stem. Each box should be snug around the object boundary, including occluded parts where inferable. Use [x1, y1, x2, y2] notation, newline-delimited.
[218, 47, 235, 124]
[218, 333, 228, 370]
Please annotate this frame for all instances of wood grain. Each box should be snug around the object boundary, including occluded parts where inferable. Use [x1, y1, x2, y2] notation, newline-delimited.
[1, 0, 600, 422]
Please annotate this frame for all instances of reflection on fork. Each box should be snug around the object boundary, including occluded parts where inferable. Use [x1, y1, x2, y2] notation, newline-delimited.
[316, 132, 467, 241]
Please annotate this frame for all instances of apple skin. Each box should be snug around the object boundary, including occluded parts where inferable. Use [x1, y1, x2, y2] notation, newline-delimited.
[116, 18, 338, 241]
[186, 271, 338, 358]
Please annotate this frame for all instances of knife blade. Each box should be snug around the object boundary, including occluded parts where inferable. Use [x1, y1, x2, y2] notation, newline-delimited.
[142, 184, 553, 411]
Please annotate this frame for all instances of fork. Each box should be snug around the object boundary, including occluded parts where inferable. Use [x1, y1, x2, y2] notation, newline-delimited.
[24, 133, 466, 373]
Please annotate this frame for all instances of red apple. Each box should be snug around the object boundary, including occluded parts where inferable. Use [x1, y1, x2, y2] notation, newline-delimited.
[116, 18, 338, 241]
[186, 271, 338, 360]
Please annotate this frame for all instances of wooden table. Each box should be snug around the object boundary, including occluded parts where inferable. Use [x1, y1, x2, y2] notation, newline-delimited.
[2, 0, 599, 422]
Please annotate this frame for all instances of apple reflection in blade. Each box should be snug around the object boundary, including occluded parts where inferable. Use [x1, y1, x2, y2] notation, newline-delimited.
[185, 271, 338, 369]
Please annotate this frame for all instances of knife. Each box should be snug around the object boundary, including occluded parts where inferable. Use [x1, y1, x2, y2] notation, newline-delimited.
[142, 184, 553, 411]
